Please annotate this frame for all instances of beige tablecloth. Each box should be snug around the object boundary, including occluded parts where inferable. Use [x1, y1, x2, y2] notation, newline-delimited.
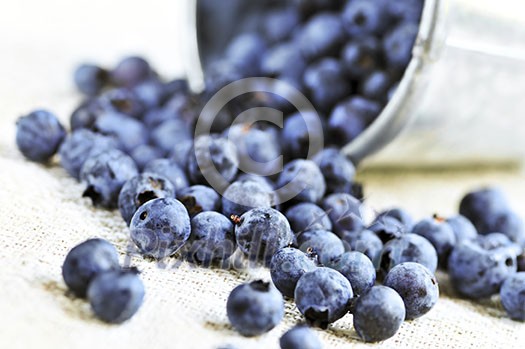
[1, 1, 524, 348]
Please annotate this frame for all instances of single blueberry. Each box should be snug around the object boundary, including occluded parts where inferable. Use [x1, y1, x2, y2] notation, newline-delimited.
[132, 79, 167, 110]
[279, 325, 323, 349]
[222, 179, 274, 217]
[297, 12, 345, 61]
[296, 230, 345, 266]
[378, 234, 438, 277]
[70, 99, 101, 131]
[353, 286, 405, 342]
[359, 70, 393, 102]
[277, 160, 326, 204]
[342, 0, 387, 37]
[270, 247, 317, 298]
[169, 138, 194, 170]
[500, 272, 525, 321]
[143, 158, 189, 192]
[322, 193, 364, 237]
[282, 112, 324, 160]
[80, 149, 139, 209]
[261, 7, 300, 44]
[341, 37, 380, 79]
[313, 148, 356, 194]
[286, 203, 332, 234]
[185, 212, 236, 267]
[412, 216, 456, 267]
[384, 262, 439, 320]
[294, 267, 353, 328]
[177, 185, 221, 217]
[94, 112, 148, 152]
[129, 144, 163, 171]
[327, 251, 376, 296]
[87, 269, 145, 324]
[234, 207, 293, 264]
[111, 56, 152, 87]
[118, 174, 176, 226]
[99, 88, 146, 119]
[225, 33, 267, 77]
[151, 119, 193, 154]
[341, 230, 383, 267]
[377, 208, 414, 231]
[459, 188, 509, 231]
[226, 280, 284, 337]
[129, 197, 191, 259]
[16, 109, 66, 163]
[261, 42, 307, 82]
[74, 64, 109, 96]
[62, 238, 120, 297]
[383, 22, 419, 71]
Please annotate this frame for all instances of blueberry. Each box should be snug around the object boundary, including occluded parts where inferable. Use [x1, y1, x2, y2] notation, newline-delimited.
[270, 247, 317, 298]
[359, 70, 393, 102]
[377, 208, 414, 231]
[169, 138, 194, 169]
[285, 203, 332, 234]
[188, 135, 239, 186]
[226, 280, 284, 337]
[322, 193, 364, 237]
[277, 160, 326, 204]
[186, 211, 235, 266]
[62, 238, 120, 297]
[342, 0, 387, 37]
[222, 179, 274, 217]
[143, 158, 189, 192]
[488, 210, 525, 247]
[327, 251, 376, 296]
[294, 267, 353, 328]
[378, 234, 438, 277]
[177, 185, 221, 217]
[353, 286, 405, 342]
[262, 42, 307, 82]
[99, 88, 146, 119]
[383, 0, 424, 24]
[205, 59, 245, 95]
[16, 109, 66, 163]
[151, 119, 192, 154]
[297, 13, 345, 61]
[59, 129, 117, 180]
[132, 79, 167, 109]
[369, 214, 406, 244]
[74, 64, 109, 96]
[475, 233, 522, 257]
[118, 174, 176, 226]
[341, 230, 383, 267]
[94, 112, 148, 152]
[129, 144, 163, 171]
[225, 33, 267, 76]
[383, 22, 419, 71]
[384, 262, 439, 320]
[459, 188, 509, 230]
[70, 99, 101, 131]
[87, 269, 145, 324]
[313, 148, 356, 194]
[111, 56, 152, 87]
[282, 112, 324, 160]
[448, 240, 517, 299]
[130, 197, 191, 259]
[412, 217, 456, 267]
[341, 37, 380, 79]
[296, 230, 345, 265]
[81, 149, 138, 209]
[234, 207, 293, 263]
[261, 7, 300, 44]
[303, 58, 351, 112]
[279, 325, 323, 349]
[500, 272, 525, 321]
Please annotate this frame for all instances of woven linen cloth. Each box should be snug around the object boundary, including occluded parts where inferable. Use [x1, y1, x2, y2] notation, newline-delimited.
[1, 1, 525, 348]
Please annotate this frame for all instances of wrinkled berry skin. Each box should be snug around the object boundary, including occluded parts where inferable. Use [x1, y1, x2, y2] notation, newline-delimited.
[295, 267, 353, 328]
[313, 148, 356, 194]
[74, 64, 109, 96]
[327, 251, 376, 296]
[384, 262, 439, 320]
[177, 185, 221, 217]
[143, 158, 189, 192]
[322, 193, 363, 237]
[16, 109, 66, 163]
[59, 129, 117, 180]
[226, 280, 284, 337]
[186, 211, 235, 266]
[235, 208, 293, 264]
[448, 240, 517, 299]
[87, 269, 145, 324]
[62, 239, 120, 298]
[81, 149, 138, 209]
[296, 230, 345, 266]
[500, 272, 525, 321]
[341, 230, 383, 267]
[118, 174, 176, 226]
[277, 160, 326, 204]
[270, 247, 317, 298]
[279, 325, 323, 349]
[222, 179, 274, 217]
[286, 203, 332, 234]
[130, 198, 191, 259]
[188, 135, 239, 186]
[446, 215, 478, 242]
[378, 234, 438, 277]
[353, 286, 405, 342]
[412, 218, 456, 267]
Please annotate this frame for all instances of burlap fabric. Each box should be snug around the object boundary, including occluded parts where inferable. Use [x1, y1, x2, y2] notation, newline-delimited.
[1, 2, 524, 347]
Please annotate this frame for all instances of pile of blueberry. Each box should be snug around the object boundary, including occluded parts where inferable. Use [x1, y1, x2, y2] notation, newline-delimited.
[13, 0, 525, 346]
